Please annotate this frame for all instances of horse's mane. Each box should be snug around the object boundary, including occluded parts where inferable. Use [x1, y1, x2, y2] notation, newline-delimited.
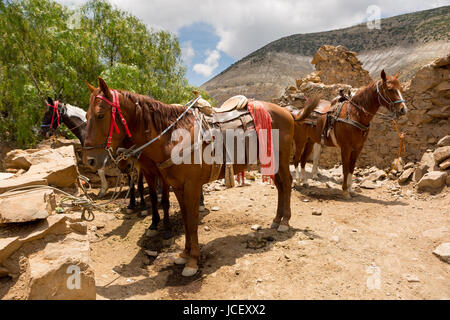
[349, 81, 376, 108]
[65, 104, 87, 122]
[118, 90, 194, 136]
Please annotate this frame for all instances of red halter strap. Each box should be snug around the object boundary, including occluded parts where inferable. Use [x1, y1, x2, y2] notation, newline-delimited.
[95, 90, 132, 148]
[46, 101, 60, 129]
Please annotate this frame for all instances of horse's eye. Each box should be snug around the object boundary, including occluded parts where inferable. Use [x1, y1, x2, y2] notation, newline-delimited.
[97, 114, 104, 119]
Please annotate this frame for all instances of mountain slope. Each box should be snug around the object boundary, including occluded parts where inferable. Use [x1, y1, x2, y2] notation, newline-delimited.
[201, 6, 450, 104]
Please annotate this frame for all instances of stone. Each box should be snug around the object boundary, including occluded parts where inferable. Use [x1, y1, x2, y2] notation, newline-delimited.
[0, 266, 10, 278]
[404, 274, 420, 283]
[0, 237, 21, 264]
[360, 180, 379, 189]
[312, 210, 322, 216]
[27, 233, 96, 300]
[204, 226, 211, 231]
[251, 224, 262, 231]
[69, 222, 88, 234]
[3, 149, 33, 170]
[419, 151, 436, 172]
[398, 168, 414, 184]
[211, 206, 219, 211]
[391, 158, 405, 172]
[437, 135, 450, 147]
[404, 162, 414, 170]
[145, 250, 158, 257]
[433, 243, 450, 264]
[413, 167, 424, 183]
[0, 146, 78, 194]
[0, 189, 56, 224]
[422, 227, 448, 239]
[330, 235, 339, 242]
[417, 171, 447, 191]
[433, 146, 450, 164]
[21, 215, 69, 243]
[439, 158, 450, 170]
[366, 169, 387, 182]
[0, 173, 14, 181]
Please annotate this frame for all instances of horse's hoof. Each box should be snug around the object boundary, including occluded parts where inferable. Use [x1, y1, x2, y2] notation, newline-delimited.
[174, 256, 188, 265]
[182, 266, 198, 277]
[199, 205, 206, 212]
[146, 229, 159, 237]
[277, 224, 289, 232]
[342, 191, 351, 199]
[270, 222, 280, 229]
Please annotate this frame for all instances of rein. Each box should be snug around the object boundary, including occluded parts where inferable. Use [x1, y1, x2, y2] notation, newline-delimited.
[41, 100, 60, 129]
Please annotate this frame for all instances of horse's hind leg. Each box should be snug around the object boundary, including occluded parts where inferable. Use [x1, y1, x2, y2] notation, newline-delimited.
[127, 173, 136, 212]
[144, 173, 160, 236]
[277, 161, 293, 232]
[137, 171, 147, 211]
[300, 141, 314, 185]
[293, 135, 307, 186]
[311, 143, 322, 179]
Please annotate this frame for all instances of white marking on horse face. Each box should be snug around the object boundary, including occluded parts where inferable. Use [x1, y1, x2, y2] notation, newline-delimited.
[65, 104, 87, 122]
[396, 90, 407, 112]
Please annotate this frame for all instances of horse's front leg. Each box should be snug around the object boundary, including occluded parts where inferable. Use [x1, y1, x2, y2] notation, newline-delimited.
[144, 174, 160, 236]
[348, 147, 363, 196]
[137, 171, 147, 211]
[160, 178, 173, 240]
[127, 173, 136, 211]
[180, 183, 202, 277]
[340, 146, 352, 199]
[97, 167, 108, 198]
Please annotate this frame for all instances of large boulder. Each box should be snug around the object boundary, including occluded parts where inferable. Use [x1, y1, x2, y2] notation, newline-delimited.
[437, 135, 450, 147]
[0, 146, 78, 194]
[27, 233, 96, 300]
[417, 171, 448, 191]
[0, 189, 56, 225]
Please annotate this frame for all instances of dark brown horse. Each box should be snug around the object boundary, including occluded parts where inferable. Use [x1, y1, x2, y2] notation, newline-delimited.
[83, 78, 295, 277]
[292, 70, 407, 199]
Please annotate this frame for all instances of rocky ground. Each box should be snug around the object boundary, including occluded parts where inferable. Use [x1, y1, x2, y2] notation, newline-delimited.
[39, 166, 449, 300]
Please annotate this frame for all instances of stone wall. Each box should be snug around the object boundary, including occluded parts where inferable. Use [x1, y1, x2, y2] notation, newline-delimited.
[276, 46, 450, 169]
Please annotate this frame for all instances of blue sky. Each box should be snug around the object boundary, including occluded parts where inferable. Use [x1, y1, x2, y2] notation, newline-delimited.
[178, 23, 235, 86]
[60, 0, 450, 86]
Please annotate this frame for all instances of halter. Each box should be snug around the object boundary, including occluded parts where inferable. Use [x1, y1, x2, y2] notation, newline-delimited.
[94, 90, 132, 149]
[46, 100, 60, 129]
[376, 81, 405, 111]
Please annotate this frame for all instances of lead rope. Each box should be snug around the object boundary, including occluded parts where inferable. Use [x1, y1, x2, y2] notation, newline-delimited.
[387, 119, 406, 176]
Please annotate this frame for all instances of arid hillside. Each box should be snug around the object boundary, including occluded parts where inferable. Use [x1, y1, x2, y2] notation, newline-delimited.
[201, 6, 450, 104]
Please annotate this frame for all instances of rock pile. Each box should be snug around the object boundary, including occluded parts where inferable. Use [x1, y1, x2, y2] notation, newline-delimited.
[0, 142, 96, 299]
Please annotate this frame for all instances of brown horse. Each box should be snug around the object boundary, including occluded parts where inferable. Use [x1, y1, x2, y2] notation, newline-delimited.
[292, 70, 407, 199]
[83, 78, 295, 277]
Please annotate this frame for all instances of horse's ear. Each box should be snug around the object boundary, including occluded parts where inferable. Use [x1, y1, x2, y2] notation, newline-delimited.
[47, 97, 54, 105]
[98, 77, 111, 98]
[85, 80, 96, 93]
[394, 72, 400, 79]
[381, 69, 387, 83]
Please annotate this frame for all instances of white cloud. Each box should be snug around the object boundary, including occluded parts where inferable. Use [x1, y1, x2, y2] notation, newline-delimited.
[193, 50, 221, 77]
[180, 41, 195, 65]
[58, 0, 450, 59]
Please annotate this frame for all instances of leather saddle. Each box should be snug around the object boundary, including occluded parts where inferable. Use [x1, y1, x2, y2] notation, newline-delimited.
[214, 95, 248, 113]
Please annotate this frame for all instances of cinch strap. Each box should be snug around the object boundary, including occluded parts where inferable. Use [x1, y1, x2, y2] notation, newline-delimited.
[46, 100, 60, 129]
[96, 90, 132, 148]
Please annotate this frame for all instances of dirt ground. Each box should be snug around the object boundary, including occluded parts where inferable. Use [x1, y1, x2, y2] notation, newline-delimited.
[80, 166, 450, 300]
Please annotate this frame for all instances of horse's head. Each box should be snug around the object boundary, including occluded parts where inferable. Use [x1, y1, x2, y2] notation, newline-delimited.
[40, 97, 62, 138]
[377, 70, 408, 117]
[83, 77, 131, 170]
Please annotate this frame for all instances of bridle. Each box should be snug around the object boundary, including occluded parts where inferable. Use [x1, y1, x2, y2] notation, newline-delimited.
[376, 80, 405, 112]
[41, 100, 61, 130]
[83, 90, 132, 162]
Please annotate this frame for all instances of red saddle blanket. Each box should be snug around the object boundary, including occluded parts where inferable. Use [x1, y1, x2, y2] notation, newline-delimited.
[247, 100, 275, 181]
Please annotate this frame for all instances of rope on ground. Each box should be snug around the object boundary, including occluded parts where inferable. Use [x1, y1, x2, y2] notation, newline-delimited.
[0, 172, 131, 221]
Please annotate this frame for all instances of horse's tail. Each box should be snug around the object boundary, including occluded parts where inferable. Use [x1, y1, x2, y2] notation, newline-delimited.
[295, 95, 320, 121]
